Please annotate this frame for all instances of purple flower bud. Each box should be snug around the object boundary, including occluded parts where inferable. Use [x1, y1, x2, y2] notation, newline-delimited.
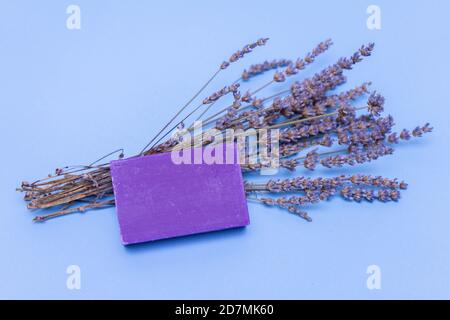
[303, 149, 319, 170]
[273, 71, 286, 82]
[367, 92, 385, 116]
[400, 129, 411, 140]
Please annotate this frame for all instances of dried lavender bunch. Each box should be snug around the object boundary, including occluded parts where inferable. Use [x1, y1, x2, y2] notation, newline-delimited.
[17, 38, 432, 223]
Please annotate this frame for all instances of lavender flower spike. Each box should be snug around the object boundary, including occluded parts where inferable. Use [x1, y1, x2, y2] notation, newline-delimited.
[221, 38, 269, 69]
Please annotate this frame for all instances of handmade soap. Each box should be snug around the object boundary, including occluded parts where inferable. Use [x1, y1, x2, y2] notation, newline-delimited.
[110, 144, 249, 245]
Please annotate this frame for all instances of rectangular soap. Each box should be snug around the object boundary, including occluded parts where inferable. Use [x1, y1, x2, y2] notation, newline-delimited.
[110, 144, 249, 245]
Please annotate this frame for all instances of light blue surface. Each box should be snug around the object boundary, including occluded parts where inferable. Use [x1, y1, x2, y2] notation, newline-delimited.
[1, 0, 449, 299]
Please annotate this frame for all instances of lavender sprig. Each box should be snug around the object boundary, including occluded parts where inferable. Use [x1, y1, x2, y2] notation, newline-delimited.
[221, 38, 269, 69]
[246, 174, 408, 221]
[242, 59, 292, 81]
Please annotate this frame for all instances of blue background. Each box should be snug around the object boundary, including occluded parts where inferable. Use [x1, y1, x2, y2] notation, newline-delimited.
[1, 0, 449, 299]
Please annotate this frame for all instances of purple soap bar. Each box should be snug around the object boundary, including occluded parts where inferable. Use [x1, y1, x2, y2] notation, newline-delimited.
[110, 144, 249, 245]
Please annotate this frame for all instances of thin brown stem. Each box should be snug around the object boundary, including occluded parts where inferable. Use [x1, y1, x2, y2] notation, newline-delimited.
[266, 106, 367, 130]
[33, 199, 115, 222]
[139, 68, 222, 155]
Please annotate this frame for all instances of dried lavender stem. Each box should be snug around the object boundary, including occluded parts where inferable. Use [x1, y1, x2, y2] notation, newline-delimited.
[148, 101, 206, 152]
[152, 79, 243, 149]
[33, 199, 115, 222]
[250, 80, 275, 96]
[139, 68, 222, 155]
[193, 78, 242, 124]
[244, 175, 396, 192]
[266, 106, 368, 130]
[29, 182, 113, 209]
